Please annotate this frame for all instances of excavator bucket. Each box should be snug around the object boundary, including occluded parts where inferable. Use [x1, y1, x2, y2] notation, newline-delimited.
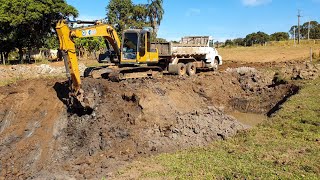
[69, 89, 97, 115]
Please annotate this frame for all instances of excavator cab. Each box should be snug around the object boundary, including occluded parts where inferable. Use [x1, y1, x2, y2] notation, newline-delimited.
[121, 29, 158, 65]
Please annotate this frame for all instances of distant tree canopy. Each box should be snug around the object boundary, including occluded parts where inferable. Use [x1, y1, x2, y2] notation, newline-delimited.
[224, 31, 291, 47]
[233, 38, 245, 46]
[154, 38, 168, 43]
[0, 0, 78, 61]
[244, 31, 270, 45]
[223, 20, 320, 47]
[224, 39, 234, 46]
[289, 21, 320, 39]
[270, 32, 289, 41]
[74, 37, 106, 58]
[106, 0, 164, 39]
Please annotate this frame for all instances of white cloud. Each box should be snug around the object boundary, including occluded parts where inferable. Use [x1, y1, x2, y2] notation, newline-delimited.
[242, 0, 272, 6]
[185, 8, 201, 17]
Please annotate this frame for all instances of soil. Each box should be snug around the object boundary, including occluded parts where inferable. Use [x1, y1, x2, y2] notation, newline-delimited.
[218, 45, 320, 62]
[0, 62, 87, 83]
[0, 60, 319, 179]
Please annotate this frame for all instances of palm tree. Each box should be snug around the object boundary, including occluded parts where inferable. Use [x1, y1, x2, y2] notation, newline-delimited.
[147, 0, 164, 38]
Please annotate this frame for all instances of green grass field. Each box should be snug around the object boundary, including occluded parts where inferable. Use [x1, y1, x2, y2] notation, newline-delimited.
[116, 78, 320, 179]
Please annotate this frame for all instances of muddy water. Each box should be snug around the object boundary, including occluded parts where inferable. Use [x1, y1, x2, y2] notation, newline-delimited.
[229, 111, 268, 127]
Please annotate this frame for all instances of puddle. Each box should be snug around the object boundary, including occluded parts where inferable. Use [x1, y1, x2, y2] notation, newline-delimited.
[228, 111, 268, 127]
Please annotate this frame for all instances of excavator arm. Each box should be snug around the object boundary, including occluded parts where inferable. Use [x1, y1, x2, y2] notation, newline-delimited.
[55, 20, 121, 109]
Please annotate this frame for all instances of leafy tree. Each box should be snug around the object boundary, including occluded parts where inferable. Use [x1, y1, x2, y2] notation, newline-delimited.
[106, 0, 133, 38]
[106, 0, 164, 39]
[147, 0, 164, 38]
[233, 38, 245, 46]
[0, 0, 78, 62]
[74, 37, 106, 58]
[132, 4, 149, 28]
[224, 39, 234, 46]
[270, 32, 289, 41]
[289, 21, 320, 40]
[244, 31, 270, 46]
[0, 25, 15, 63]
[289, 25, 298, 39]
[154, 38, 168, 43]
[44, 34, 60, 50]
[302, 21, 320, 39]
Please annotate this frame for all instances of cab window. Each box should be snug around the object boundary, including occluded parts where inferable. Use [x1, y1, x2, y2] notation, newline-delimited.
[123, 32, 138, 59]
[147, 31, 151, 52]
[139, 33, 146, 56]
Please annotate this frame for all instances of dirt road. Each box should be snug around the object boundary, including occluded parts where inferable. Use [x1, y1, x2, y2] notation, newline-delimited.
[0, 60, 319, 179]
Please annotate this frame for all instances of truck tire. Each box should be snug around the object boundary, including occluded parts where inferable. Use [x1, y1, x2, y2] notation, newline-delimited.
[186, 63, 196, 76]
[214, 57, 219, 70]
[177, 63, 186, 76]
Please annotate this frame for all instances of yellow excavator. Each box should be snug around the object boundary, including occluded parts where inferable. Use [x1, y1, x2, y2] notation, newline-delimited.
[56, 19, 162, 110]
[56, 19, 222, 110]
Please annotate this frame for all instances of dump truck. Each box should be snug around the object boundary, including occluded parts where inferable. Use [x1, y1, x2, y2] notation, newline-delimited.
[151, 36, 222, 76]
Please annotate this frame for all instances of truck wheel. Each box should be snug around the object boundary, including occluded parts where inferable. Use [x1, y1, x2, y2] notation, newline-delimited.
[177, 63, 186, 76]
[186, 63, 196, 76]
[214, 57, 219, 70]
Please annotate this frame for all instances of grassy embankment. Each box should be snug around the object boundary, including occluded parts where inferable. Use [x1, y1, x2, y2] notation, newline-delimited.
[219, 44, 320, 62]
[117, 78, 320, 179]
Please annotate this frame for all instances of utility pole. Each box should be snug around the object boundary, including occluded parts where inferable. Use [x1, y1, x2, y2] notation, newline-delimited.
[308, 20, 311, 40]
[293, 27, 296, 45]
[297, 10, 302, 44]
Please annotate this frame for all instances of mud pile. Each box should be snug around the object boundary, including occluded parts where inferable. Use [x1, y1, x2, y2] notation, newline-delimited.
[0, 63, 308, 179]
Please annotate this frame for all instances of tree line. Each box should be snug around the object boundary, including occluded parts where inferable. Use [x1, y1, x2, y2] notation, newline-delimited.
[289, 21, 320, 39]
[107, 0, 163, 39]
[223, 20, 320, 47]
[0, 0, 78, 62]
[223, 31, 289, 47]
[0, 0, 164, 63]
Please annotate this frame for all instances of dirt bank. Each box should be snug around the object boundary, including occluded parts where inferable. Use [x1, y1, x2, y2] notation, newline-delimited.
[0, 61, 318, 179]
[0, 63, 87, 84]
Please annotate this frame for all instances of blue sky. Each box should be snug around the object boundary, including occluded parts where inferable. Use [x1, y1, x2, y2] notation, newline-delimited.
[66, 0, 320, 41]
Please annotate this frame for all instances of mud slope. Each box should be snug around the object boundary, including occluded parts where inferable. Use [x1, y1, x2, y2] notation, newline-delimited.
[0, 67, 302, 179]
[0, 79, 66, 178]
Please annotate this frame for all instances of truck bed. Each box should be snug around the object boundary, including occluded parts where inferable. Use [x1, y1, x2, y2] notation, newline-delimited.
[151, 42, 209, 58]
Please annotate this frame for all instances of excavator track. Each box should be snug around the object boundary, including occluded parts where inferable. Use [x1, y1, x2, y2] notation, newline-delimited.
[85, 66, 163, 82]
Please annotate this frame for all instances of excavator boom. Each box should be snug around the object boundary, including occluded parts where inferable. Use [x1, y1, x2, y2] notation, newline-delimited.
[56, 20, 122, 110]
[56, 20, 82, 93]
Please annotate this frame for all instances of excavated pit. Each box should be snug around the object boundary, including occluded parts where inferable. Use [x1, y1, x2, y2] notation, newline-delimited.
[1, 62, 315, 179]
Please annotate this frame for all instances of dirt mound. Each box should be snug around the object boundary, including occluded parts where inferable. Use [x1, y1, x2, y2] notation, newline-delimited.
[0, 63, 306, 179]
[0, 63, 87, 82]
[0, 77, 246, 179]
